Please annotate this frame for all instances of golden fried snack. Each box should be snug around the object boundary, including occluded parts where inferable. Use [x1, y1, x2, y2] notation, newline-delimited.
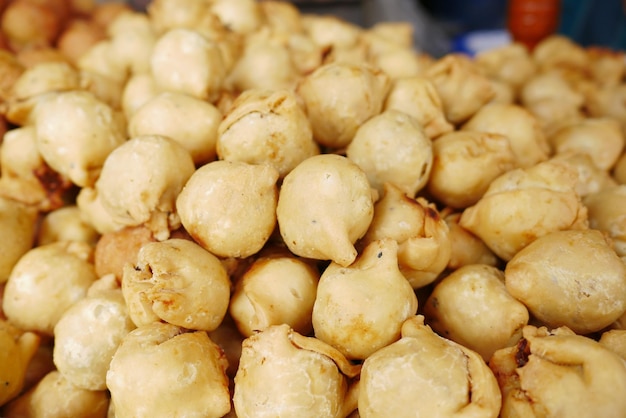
[0, 125, 72, 211]
[444, 211, 499, 269]
[6, 60, 80, 125]
[586, 47, 625, 88]
[462, 102, 550, 169]
[296, 62, 390, 149]
[425, 53, 495, 124]
[0, 320, 40, 406]
[217, 88, 319, 177]
[474, 42, 537, 92]
[120, 72, 159, 118]
[383, 76, 453, 139]
[490, 325, 626, 418]
[93, 225, 155, 281]
[532, 35, 589, 73]
[78, 40, 129, 84]
[3, 370, 109, 418]
[57, 18, 106, 66]
[91, 134, 195, 240]
[301, 13, 362, 52]
[37, 205, 99, 246]
[427, 130, 516, 208]
[227, 30, 299, 92]
[150, 28, 226, 102]
[424, 264, 529, 361]
[107, 10, 156, 76]
[177, 160, 279, 258]
[583, 185, 626, 257]
[505, 229, 626, 334]
[459, 159, 588, 261]
[210, 0, 263, 35]
[147, 0, 215, 35]
[1, 0, 62, 51]
[107, 322, 231, 418]
[75, 186, 128, 235]
[0, 196, 37, 283]
[361, 184, 451, 288]
[3, 241, 97, 335]
[130, 91, 223, 165]
[229, 249, 319, 337]
[549, 117, 624, 170]
[53, 276, 134, 391]
[33, 90, 127, 188]
[312, 239, 418, 360]
[276, 154, 374, 267]
[359, 315, 501, 418]
[233, 324, 360, 418]
[122, 238, 230, 331]
[346, 110, 432, 197]
[487, 78, 515, 105]
[551, 152, 617, 197]
[599, 329, 626, 360]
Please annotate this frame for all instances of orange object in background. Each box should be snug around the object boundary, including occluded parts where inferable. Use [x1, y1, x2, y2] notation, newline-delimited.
[508, 0, 560, 49]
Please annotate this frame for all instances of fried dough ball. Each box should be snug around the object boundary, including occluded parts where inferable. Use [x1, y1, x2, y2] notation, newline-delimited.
[0, 50, 25, 104]
[93, 225, 155, 281]
[129, 91, 222, 165]
[346, 110, 432, 198]
[210, 0, 263, 35]
[444, 211, 499, 269]
[92, 134, 195, 240]
[462, 103, 550, 169]
[599, 329, 626, 360]
[361, 184, 451, 288]
[230, 249, 319, 337]
[3, 370, 109, 418]
[227, 31, 299, 92]
[549, 117, 624, 170]
[107, 322, 231, 418]
[301, 13, 362, 52]
[33, 90, 127, 188]
[474, 42, 537, 92]
[532, 35, 589, 73]
[551, 152, 617, 197]
[75, 187, 128, 236]
[146, 0, 214, 35]
[233, 324, 360, 418]
[505, 229, 626, 334]
[107, 10, 156, 76]
[37, 205, 99, 246]
[383, 76, 453, 139]
[427, 130, 516, 209]
[312, 239, 418, 360]
[177, 160, 279, 258]
[487, 78, 515, 105]
[459, 159, 588, 261]
[359, 315, 501, 418]
[1, 0, 62, 51]
[296, 62, 390, 149]
[120, 72, 159, 118]
[424, 264, 529, 361]
[425, 53, 495, 124]
[0, 196, 37, 283]
[217, 88, 319, 177]
[6, 60, 80, 125]
[53, 276, 135, 391]
[276, 154, 374, 267]
[78, 40, 129, 84]
[583, 185, 626, 257]
[3, 241, 97, 335]
[57, 18, 106, 66]
[0, 320, 40, 406]
[150, 28, 226, 103]
[122, 238, 230, 331]
[0, 126, 70, 211]
[587, 47, 625, 87]
[490, 325, 626, 418]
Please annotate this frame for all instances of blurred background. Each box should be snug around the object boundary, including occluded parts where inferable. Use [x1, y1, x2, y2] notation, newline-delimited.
[279, 0, 626, 57]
